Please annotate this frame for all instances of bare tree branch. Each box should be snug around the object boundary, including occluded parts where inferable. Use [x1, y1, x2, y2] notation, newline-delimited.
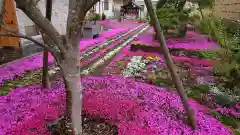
[0, 32, 57, 56]
[66, 0, 99, 49]
[144, 0, 197, 129]
[84, 0, 100, 13]
[66, 0, 85, 49]
[14, 0, 66, 53]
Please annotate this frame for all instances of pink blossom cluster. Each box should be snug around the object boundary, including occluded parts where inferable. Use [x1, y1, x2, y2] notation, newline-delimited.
[80, 27, 130, 51]
[0, 53, 54, 86]
[103, 46, 131, 75]
[0, 21, 135, 86]
[0, 82, 65, 135]
[122, 48, 214, 67]
[80, 25, 143, 68]
[80, 40, 123, 68]
[134, 32, 219, 51]
[82, 76, 233, 135]
[216, 107, 240, 118]
[80, 38, 107, 51]
[0, 75, 233, 135]
[99, 20, 142, 29]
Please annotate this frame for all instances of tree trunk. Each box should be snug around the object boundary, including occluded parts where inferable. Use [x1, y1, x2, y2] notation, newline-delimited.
[144, 0, 197, 129]
[60, 49, 82, 135]
[64, 6, 87, 134]
[12, 1, 100, 134]
[42, 0, 52, 88]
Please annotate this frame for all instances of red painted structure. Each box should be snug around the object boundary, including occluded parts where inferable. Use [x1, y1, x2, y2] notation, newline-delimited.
[121, 1, 141, 18]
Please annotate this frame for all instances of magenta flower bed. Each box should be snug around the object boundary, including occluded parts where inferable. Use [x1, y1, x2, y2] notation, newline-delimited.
[80, 38, 107, 52]
[80, 27, 129, 51]
[0, 81, 65, 135]
[80, 40, 123, 67]
[80, 20, 142, 52]
[135, 33, 219, 51]
[0, 53, 54, 86]
[99, 20, 143, 29]
[0, 75, 233, 135]
[79, 28, 141, 67]
[215, 107, 240, 118]
[103, 46, 131, 75]
[122, 48, 214, 67]
[83, 76, 232, 135]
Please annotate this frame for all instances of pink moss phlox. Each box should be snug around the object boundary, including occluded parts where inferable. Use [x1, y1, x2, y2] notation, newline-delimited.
[172, 56, 214, 67]
[189, 100, 210, 113]
[216, 107, 240, 118]
[118, 122, 157, 135]
[80, 40, 123, 67]
[122, 47, 214, 67]
[103, 46, 132, 75]
[0, 53, 54, 86]
[99, 20, 141, 29]
[82, 76, 233, 135]
[0, 75, 233, 135]
[80, 27, 129, 51]
[80, 38, 107, 51]
[134, 32, 219, 51]
[0, 84, 65, 135]
[236, 104, 240, 110]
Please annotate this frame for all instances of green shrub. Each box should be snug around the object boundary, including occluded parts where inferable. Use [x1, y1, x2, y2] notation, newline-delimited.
[137, 18, 149, 23]
[95, 13, 101, 21]
[155, 8, 191, 36]
[101, 13, 106, 20]
[195, 84, 212, 93]
[235, 131, 240, 135]
[198, 51, 217, 60]
[187, 90, 204, 101]
[196, 16, 240, 95]
[211, 111, 221, 119]
[155, 80, 166, 87]
[220, 116, 239, 128]
[215, 94, 236, 108]
[197, 16, 227, 47]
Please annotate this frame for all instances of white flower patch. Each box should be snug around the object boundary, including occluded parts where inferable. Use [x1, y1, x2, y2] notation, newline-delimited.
[81, 25, 149, 75]
[122, 56, 147, 77]
[48, 67, 60, 75]
[210, 86, 223, 95]
[79, 24, 146, 60]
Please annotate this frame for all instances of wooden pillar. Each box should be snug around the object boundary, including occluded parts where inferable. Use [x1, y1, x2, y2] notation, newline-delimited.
[143, 0, 197, 129]
[41, 0, 52, 89]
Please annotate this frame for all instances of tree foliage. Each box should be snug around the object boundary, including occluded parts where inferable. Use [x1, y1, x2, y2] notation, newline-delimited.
[154, 0, 192, 37]
[197, 0, 215, 10]
[195, 15, 240, 95]
[155, 7, 191, 36]
[156, 0, 187, 11]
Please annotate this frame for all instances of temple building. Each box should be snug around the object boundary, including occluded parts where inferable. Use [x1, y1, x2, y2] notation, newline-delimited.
[120, 1, 142, 19]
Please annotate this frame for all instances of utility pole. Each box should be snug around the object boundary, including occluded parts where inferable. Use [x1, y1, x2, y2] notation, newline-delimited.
[143, 0, 197, 129]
